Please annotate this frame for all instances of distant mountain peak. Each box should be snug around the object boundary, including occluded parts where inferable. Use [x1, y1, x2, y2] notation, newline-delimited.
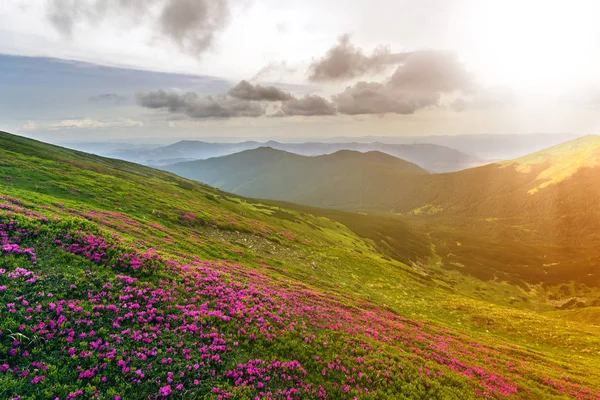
[323, 149, 417, 164]
[239, 146, 295, 156]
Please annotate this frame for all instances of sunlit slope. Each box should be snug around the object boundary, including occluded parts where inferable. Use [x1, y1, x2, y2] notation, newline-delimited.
[547, 306, 600, 326]
[409, 136, 600, 287]
[367, 135, 600, 224]
[1, 131, 600, 399]
[416, 134, 600, 219]
[503, 134, 600, 193]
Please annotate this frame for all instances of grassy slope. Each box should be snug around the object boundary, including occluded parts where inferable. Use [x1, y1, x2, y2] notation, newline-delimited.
[0, 131, 599, 399]
[162, 147, 429, 209]
[408, 136, 600, 288]
[504, 134, 600, 193]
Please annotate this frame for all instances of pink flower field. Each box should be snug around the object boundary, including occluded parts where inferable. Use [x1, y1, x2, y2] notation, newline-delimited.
[1, 199, 599, 399]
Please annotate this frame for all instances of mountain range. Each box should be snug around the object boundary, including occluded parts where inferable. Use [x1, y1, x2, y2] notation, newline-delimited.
[102, 140, 485, 172]
[62, 133, 587, 172]
[163, 135, 600, 214]
[162, 135, 600, 287]
[164, 147, 428, 207]
[328, 133, 586, 160]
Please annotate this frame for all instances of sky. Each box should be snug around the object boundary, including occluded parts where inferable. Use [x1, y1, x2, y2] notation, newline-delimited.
[1, 0, 600, 143]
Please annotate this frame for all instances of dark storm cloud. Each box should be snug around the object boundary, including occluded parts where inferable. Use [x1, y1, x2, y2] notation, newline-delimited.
[228, 80, 294, 101]
[136, 90, 266, 118]
[332, 51, 475, 115]
[280, 95, 337, 116]
[46, 0, 229, 56]
[308, 34, 409, 82]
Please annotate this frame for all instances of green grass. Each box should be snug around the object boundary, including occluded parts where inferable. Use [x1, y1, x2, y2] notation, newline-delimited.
[547, 307, 600, 326]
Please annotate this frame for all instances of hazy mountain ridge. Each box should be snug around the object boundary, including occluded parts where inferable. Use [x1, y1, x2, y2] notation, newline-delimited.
[98, 139, 484, 172]
[323, 133, 586, 159]
[168, 135, 600, 218]
[163, 147, 429, 208]
[63, 134, 588, 172]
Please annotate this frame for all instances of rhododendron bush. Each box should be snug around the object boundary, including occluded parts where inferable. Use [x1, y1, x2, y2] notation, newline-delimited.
[1, 202, 599, 399]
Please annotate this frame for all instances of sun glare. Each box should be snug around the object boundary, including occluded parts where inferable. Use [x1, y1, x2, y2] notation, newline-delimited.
[460, 0, 600, 93]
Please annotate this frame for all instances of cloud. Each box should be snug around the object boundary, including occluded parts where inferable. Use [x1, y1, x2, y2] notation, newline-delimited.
[46, 0, 153, 36]
[332, 51, 475, 115]
[46, 0, 79, 36]
[450, 98, 468, 112]
[280, 95, 337, 116]
[308, 34, 408, 82]
[386, 51, 474, 94]
[21, 118, 144, 131]
[333, 82, 417, 115]
[56, 118, 144, 129]
[228, 80, 294, 101]
[46, 0, 230, 57]
[89, 93, 127, 104]
[159, 0, 229, 55]
[251, 61, 297, 82]
[267, 109, 286, 118]
[20, 121, 40, 131]
[138, 86, 335, 118]
[138, 50, 474, 119]
[137, 90, 266, 118]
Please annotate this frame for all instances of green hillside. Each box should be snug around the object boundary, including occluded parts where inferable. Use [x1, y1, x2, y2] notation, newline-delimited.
[162, 147, 429, 210]
[505, 135, 600, 193]
[164, 136, 600, 288]
[1, 131, 600, 399]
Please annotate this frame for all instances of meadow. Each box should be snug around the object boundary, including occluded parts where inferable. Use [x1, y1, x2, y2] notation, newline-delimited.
[1, 131, 599, 399]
